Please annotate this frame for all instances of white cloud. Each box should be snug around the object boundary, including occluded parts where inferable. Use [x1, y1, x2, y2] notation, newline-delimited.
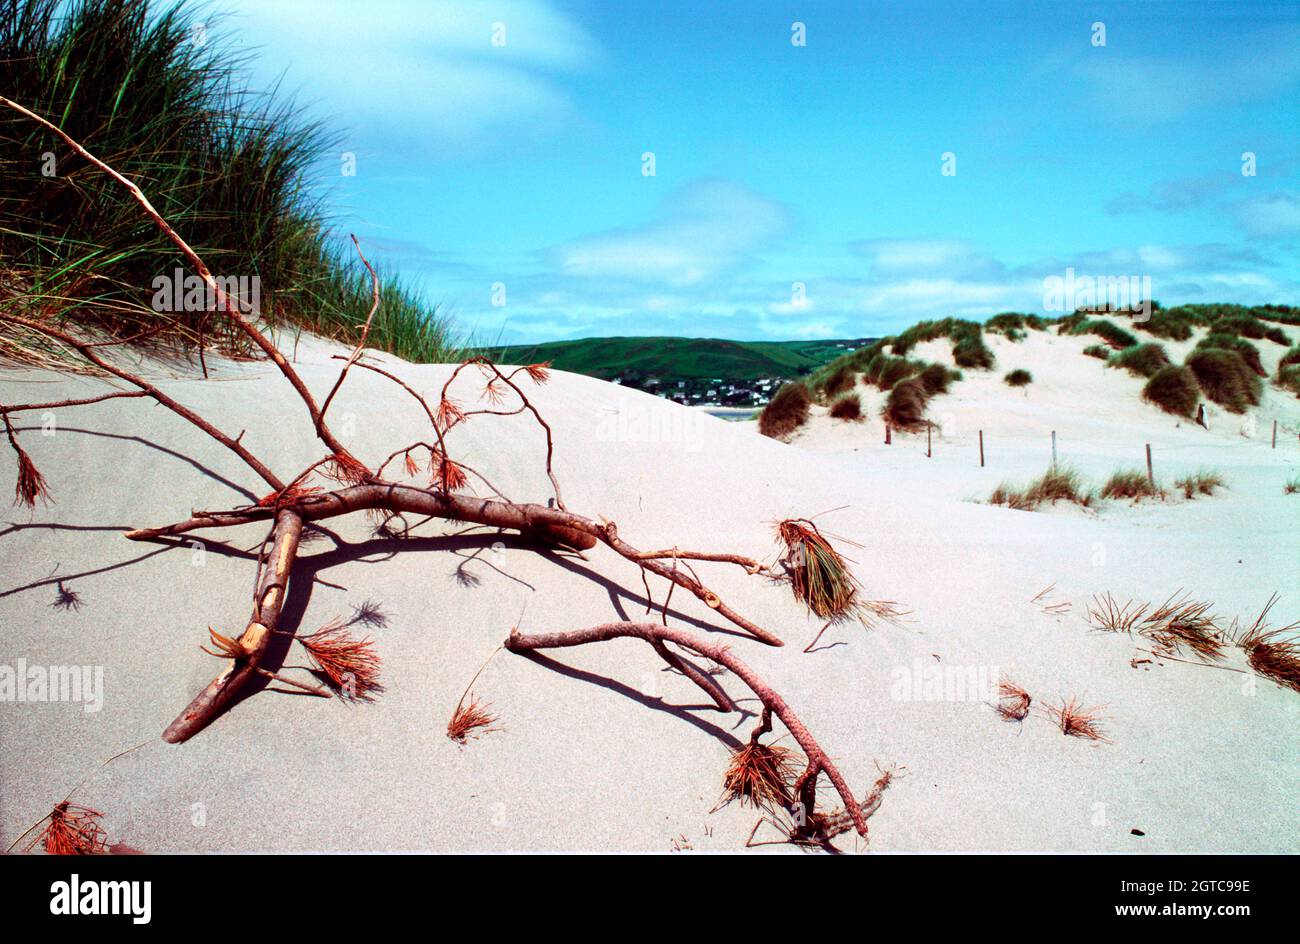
[226, 0, 599, 148]
[549, 179, 792, 286]
[1234, 191, 1300, 238]
[1071, 26, 1300, 121]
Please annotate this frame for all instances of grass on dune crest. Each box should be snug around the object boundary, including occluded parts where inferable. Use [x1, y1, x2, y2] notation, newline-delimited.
[1185, 349, 1262, 413]
[989, 465, 1092, 511]
[758, 382, 811, 439]
[1141, 365, 1200, 417]
[828, 392, 862, 420]
[0, 0, 461, 365]
[1173, 469, 1225, 499]
[1108, 342, 1170, 378]
[1099, 468, 1164, 501]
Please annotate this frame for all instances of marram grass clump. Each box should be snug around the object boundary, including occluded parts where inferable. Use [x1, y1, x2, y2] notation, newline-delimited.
[777, 519, 862, 620]
[1100, 468, 1164, 501]
[1141, 365, 1200, 418]
[758, 382, 811, 439]
[1004, 368, 1032, 387]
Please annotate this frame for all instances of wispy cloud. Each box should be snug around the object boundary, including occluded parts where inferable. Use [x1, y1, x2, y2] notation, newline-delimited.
[1071, 25, 1300, 121]
[548, 179, 792, 286]
[229, 0, 600, 150]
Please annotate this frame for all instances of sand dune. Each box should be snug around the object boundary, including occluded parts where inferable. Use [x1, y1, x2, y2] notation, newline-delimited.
[2, 331, 1297, 852]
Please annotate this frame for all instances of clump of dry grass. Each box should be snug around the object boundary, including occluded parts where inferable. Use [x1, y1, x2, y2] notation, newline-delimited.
[1232, 595, 1300, 693]
[1047, 697, 1110, 742]
[989, 466, 1091, 510]
[758, 382, 812, 439]
[1174, 469, 1225, 499]
[882, 376, 929, 430]
[1285, 476, 1299, 495]
[777, 518, 862, 620]
[994, 678, 1032, 721]
[1142, 593, 1225, 661]
[1100, 468, 1164, 501]
[1087, 593, 1150, 634]
[1090, 590, 1225, 661]
[829, 392, 863, 420]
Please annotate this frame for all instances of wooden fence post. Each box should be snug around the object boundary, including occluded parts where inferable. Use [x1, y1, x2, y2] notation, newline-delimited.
[1051, 430, 1057, 468]
[885, 423, 891, 445]
[979, 430, 985, 468]
[1145, 443, 1154, 488]
[927, 422, 932, 458]
[1273, 419, 1277, 449]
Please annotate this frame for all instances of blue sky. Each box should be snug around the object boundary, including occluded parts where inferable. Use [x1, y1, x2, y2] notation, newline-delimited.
[220, 0, 1300, 343]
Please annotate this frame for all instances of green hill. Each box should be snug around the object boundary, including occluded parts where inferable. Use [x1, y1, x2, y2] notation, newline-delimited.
[491, 336, 872, 383]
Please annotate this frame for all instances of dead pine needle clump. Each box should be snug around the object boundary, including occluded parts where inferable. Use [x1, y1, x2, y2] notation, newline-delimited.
[447, 646, 502, 744]
[722, 719, 799, 812]
[1047, 697, 1111, 742]
[26, 802, 109, 855]
[994, 678, 1032, 722]
[296, 619, 384, 701]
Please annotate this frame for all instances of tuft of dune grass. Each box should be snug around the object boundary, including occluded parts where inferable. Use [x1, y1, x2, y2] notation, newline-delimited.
[989, 465, 1091, 510]
[1186, 349, 1262, 413]
[1108, 342, 1170, 378]
[758, 382, 812, 439]
[829, 392, 863, 420]
[1142, 365, 1200, 417]
[1003, 368, 1032, 387]
[1174, 469, 1225, 499]
[882, 376, 929, 430]
[1100, 468, 1164, 501]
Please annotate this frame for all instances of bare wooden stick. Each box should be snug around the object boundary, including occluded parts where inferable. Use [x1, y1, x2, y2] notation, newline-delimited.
[162, 509, 304, 742]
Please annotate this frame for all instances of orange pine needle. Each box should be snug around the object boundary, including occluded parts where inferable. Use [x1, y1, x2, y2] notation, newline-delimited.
[446, 697, 498, 743]
[523, 361, 551, 384]
[1048, 697, 1110, 742]
[30, 802, 108, 855]
[722, 739, 799, 812]
[297, 620, 382, 701]
[995, 678, 1032, 722]
[434, 456, 468, 492]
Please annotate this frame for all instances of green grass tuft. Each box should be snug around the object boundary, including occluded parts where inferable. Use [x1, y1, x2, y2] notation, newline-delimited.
[758, 382, 812, 439]
[1004, 368, 1032, 386]
[1141, 365, 1200, 418]
[0, 0, 461, 364]
[1185, 349, 1262, 413]
[1108, 343, 1170, 378]
[1100, 469, 1164, 501]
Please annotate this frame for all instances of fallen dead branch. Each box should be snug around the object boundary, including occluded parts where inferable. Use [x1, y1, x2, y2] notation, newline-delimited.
[0, 94, 887, 846]
[506, 621, 872, 838]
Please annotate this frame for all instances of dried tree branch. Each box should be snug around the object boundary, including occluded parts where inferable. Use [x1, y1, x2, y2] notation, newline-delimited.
[505, 620, 867, 837]
[162, 509, 304, 742]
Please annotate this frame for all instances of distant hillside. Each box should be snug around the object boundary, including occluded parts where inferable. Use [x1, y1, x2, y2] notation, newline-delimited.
[492, 336, 873, 382]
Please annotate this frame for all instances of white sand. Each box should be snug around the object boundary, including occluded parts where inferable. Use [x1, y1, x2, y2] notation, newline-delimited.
[1, 328, 1297, 852]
